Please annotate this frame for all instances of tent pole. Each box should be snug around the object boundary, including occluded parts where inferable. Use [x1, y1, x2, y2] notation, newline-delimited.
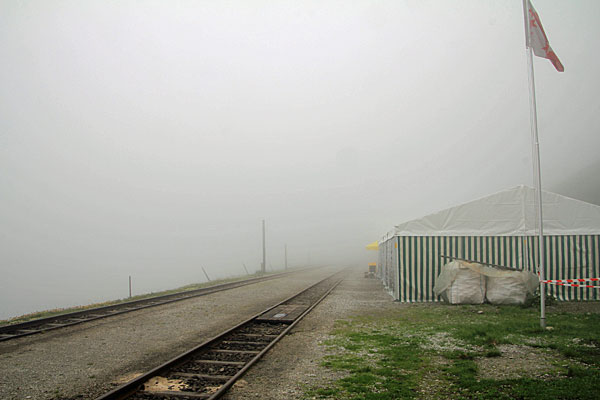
[523, 0, 546, 329]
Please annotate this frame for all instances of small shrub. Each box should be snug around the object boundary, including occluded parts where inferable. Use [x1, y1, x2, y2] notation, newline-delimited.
[485, 348, 502, 357]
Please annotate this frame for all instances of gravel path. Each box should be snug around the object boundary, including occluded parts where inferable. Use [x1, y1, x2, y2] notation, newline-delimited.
[223, 267, 394, 400]
[0, 267, 339, 400]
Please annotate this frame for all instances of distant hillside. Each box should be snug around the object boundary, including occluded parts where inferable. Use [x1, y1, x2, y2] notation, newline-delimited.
[549, 160, 600, 206]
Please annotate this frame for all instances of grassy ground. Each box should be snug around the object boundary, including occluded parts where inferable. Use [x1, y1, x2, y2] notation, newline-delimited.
[0, 272, 272, 327]
[305, 301, 600, 399]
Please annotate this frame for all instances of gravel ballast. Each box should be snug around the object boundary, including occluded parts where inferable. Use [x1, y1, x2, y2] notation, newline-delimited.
[223, 267, 394, 400]
[0, 267, 339, 400]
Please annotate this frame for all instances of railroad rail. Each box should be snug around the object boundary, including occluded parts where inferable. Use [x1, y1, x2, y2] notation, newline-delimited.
[0, 270, 306, 343]
[96, 270, 346, 400]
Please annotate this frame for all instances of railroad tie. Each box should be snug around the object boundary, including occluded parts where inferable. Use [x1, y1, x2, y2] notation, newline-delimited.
[235, 333, 279, 339]
[138, 390, 210, 399]
[193, 360, 245, 366]
[171, 372, 233, 381]
[209, 349, 260, 354]
[0, 333, 17, 338]
[16, 329, 39, 334]
[220, 340, 266, 346]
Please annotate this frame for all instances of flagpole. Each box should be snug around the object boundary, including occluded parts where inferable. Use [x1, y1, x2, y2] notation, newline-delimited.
[522, 0, 546, 329]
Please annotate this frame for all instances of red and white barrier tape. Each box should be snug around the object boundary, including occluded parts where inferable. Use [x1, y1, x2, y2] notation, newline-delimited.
[542, 280, 600, 288]
[543, 278, 600, 283]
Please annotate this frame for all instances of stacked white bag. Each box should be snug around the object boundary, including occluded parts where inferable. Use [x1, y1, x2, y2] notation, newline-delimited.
[433, 260, 539, 305]
[433, 260, 486, 304]
[485, 269, 540, 305]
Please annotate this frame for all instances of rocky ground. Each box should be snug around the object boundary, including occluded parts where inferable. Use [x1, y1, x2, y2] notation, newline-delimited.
[0, 267, 339, 400]
[4, 267, 596, 400]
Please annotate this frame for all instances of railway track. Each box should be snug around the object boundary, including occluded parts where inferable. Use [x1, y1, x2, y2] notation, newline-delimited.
[0, 270, 305, 343]
[96, 269, 346, 400]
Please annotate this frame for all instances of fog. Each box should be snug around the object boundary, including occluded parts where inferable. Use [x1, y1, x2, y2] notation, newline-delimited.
[1, 0, 599, 319]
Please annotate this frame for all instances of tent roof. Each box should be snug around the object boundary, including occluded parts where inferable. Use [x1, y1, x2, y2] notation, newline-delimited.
[391, 185, 600, 237]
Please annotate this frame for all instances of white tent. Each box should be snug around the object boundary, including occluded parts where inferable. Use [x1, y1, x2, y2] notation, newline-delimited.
[378, 185, 600, 302]
[393, 185, 600, 237]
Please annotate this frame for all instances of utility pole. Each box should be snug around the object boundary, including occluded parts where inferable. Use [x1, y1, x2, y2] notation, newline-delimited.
[285, 244, 288, 270]
[261, 219, 266, 274]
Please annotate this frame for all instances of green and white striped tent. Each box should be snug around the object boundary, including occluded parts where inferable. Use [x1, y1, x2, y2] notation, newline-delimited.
[378, 185, 600, 302]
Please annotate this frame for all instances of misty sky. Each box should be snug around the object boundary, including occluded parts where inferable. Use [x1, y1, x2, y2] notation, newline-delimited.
[1, 0, 599, 318]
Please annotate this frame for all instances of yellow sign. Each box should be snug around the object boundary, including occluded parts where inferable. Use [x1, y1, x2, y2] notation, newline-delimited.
[365, 241, 379, 250]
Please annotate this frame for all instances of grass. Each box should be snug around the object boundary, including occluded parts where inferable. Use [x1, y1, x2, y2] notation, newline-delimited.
[305, 303, 600, 399]
[0, 271, 274, 327]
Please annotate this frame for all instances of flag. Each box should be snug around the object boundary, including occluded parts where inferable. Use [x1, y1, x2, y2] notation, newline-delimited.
[526, 0, 564, 72]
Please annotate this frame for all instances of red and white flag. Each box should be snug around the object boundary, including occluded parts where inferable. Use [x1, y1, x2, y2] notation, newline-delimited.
[526, 0, 564, 72]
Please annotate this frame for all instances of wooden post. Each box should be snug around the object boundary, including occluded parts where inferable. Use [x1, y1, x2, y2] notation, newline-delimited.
[262, 219, 266, 274]
[201, 266, 211, 282]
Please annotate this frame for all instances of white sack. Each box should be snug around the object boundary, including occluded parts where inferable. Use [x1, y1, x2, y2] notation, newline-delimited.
[433, 260, 486, 304]
[434, 260, 539, 305]
[486, 271, 539, 305]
